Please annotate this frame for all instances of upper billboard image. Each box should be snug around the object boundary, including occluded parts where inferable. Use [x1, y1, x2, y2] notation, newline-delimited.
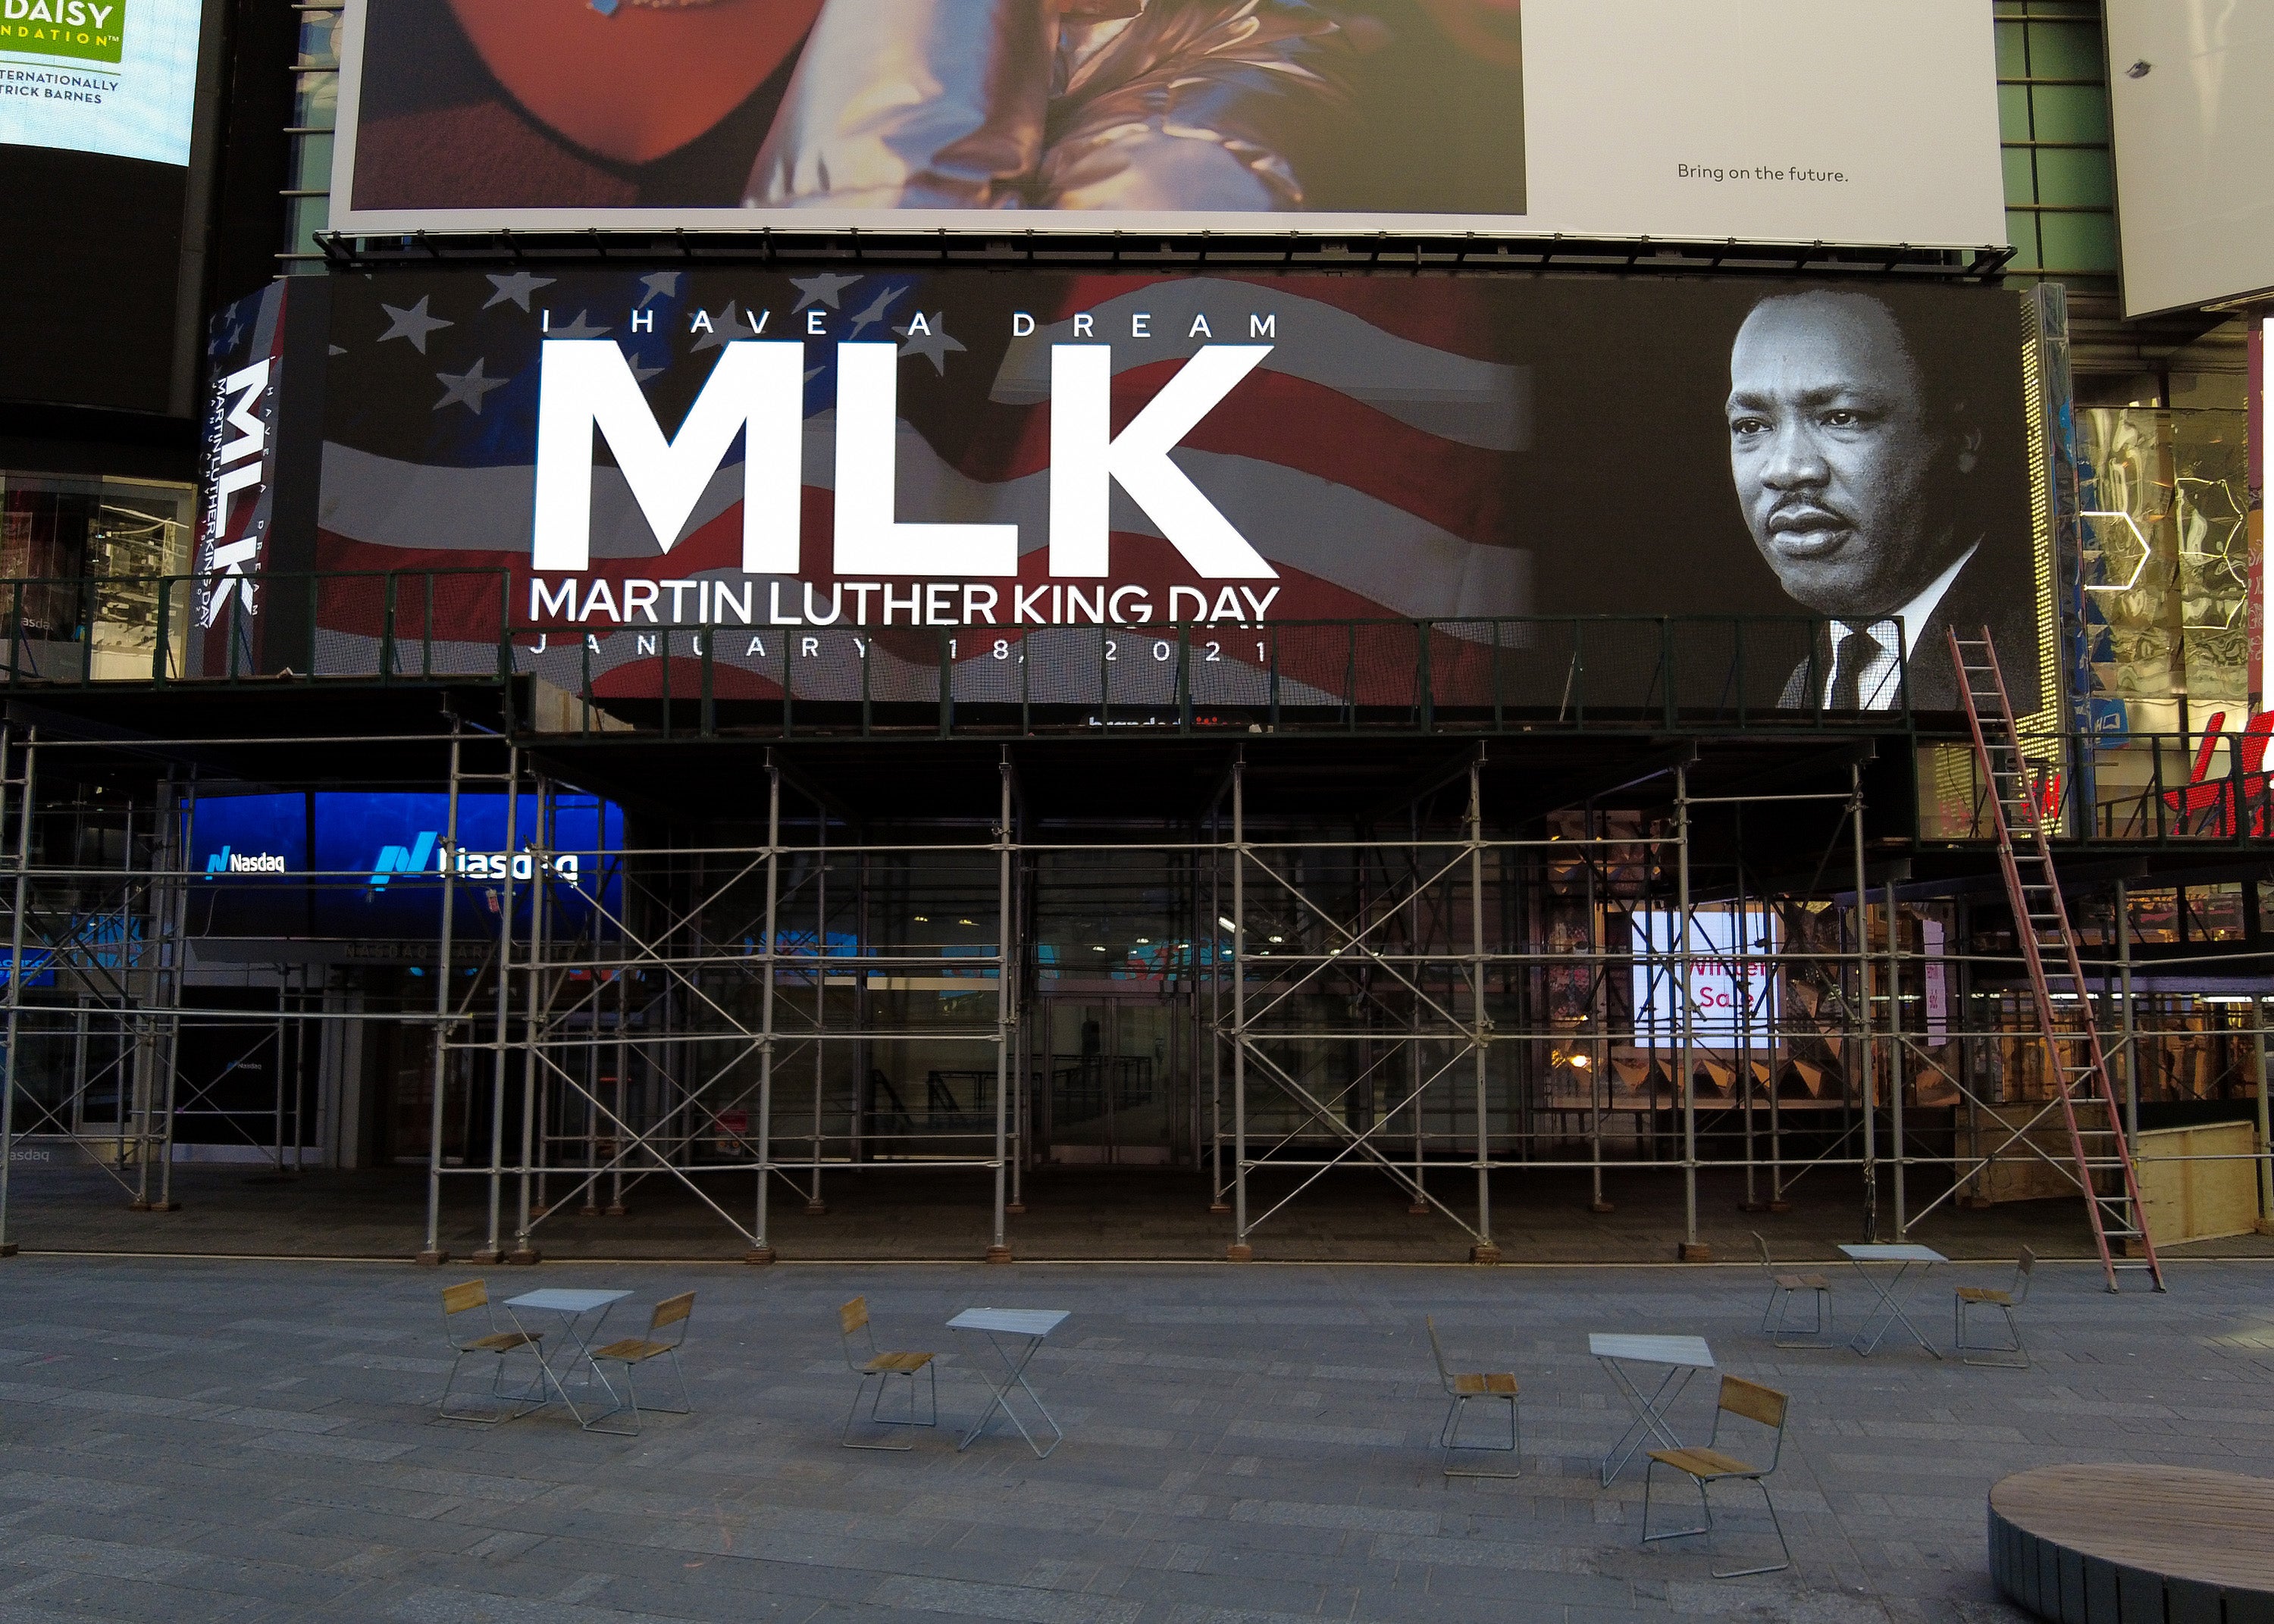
[328, 0, 2006, 249]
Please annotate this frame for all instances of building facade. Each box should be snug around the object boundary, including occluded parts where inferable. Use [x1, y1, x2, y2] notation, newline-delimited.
[0, 0, 2266, 1266]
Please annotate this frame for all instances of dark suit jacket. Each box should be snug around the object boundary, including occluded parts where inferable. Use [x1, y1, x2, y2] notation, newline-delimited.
[1777, 547, 2040, 715]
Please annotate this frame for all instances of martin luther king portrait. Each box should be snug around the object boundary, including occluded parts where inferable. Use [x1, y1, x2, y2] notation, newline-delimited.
[1726, 288, 2038, 713]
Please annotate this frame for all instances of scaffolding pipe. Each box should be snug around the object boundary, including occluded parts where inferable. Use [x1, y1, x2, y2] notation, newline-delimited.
[1853, 762, 1877, 1244]
[751, 763, 780, 1263]
[1886, 879, 1906, 1238]
[2259, 995, 2273, 1229]
[0, 726, 27, 1257]
[1586, 805, 1608, 1214]
[1230, 757, 1249, 1260]
[1469, 756, 1496, 1262]
[479, 749, 519, 1262]
[2117, 879, 2137, 1143]
[808, 812, 828, 1215]
[1675, 765, 1700, 1256]
[153, 775, 194, 1213]
[423, 728, 462, 1255]
[989, 754, 1013, 1261]
[512, 777, 550, 1262]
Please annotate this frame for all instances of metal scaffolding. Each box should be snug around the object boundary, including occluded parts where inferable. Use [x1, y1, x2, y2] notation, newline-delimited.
[2, 714, 2272, 1266]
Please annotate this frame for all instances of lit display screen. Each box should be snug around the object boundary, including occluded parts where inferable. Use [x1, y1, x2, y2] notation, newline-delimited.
[1628, 909, 1780, 1046]
[0, 0, 204, 165]
[188, 790, 625, 938]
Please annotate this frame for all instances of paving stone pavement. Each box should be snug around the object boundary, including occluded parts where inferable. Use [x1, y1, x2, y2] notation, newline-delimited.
[2, 1254, 2270, 1623]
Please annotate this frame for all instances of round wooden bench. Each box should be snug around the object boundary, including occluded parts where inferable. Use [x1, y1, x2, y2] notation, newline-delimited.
[1990, 1464, 2274, 1624]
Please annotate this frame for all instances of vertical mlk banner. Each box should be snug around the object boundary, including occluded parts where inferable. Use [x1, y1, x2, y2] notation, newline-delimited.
[196, 281, 286, 671]
[195, 278, 329, 676]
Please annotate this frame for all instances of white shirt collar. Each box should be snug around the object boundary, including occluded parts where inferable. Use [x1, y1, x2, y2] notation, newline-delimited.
[1835, 540, 1979, 659]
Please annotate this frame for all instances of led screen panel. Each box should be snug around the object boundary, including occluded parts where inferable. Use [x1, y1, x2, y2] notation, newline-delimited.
[328, 0, 2005, 252]
[188, 790, 624, 939]
[1629, 909, 1779, 1046]
[0, 0, 204, 164]
[309, 268, 2053, 721]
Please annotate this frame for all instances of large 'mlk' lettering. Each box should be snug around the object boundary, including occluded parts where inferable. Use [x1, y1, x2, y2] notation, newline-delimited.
[531, 339, 1277, 579]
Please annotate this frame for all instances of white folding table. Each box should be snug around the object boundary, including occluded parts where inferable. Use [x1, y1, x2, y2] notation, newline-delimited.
[1838, 1243, 1947, 1359]
[503, 1288, 631, 1425]
[1590, 1332, 1715, 1486]
[948, 1307, 1069, 1458]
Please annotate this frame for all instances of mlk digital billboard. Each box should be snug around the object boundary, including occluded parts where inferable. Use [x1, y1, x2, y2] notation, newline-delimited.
[328, 0, 2006, 252]
[309, 268, 2051, 718]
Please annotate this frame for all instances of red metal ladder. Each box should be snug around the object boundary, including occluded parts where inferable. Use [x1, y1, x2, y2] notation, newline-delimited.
[1947, 627, 2164, 1293]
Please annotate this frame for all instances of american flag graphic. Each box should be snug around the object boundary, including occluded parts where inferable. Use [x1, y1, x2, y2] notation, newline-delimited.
[313, 271, 1532, 705]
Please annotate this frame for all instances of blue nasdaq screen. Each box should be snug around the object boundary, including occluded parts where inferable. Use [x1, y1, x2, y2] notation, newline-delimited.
[189, 791, 624, 938]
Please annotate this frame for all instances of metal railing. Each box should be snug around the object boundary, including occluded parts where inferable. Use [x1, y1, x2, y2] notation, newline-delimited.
[1923, 729, 2274, 847]
[0, 570, 511, 687]
[0, 569, 1910, 740]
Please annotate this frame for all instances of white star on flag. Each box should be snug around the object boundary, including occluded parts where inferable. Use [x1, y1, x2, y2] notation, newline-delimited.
[791, 274, 860, 311]
[484, 271, 555, 311]
[549, 310, 612, 339]
[434, 358, 511, 415]
[637, 272, 681, 308]
[378, 296, 453, 354]
[691, 305, 749, 352]
[847, 284, 904, 339]
[895, 314, 966, 376]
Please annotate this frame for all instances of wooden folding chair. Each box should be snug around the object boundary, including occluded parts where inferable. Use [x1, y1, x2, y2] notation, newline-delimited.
[1643, 1375, 1791, 1577]
[839, 1297, 937, 1450]
[1425, 1316, 1521, 1478]
[1956, 1247, 2034, 1368]
[1752, 1231, 1834, 1347]
[584, 1291, 696, 1435]
[436, 1280, 546, 1425]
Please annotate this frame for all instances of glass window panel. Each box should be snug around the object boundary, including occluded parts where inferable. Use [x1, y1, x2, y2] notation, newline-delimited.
[2025, 20, 2105, 82]
[2001, 147, 2038, 204]
[92, 480, 192, 577]
[2029, 83, 2111, 143]
[2172, 406, 2252, 707]
[2171, 370, 2248, 413]
[296, 10, 340, 68]
[2186, 885, 2246, 943]
[1994, 20, 2028, 80]
[290, 132, 333, 192]
[2035, 210, 2117, 274]
[2128, 888, 2179, 944]
[1998, 83, 2034, 139]
[293, 69, 337, 130]
[285, 194, 331, 257]
[2003, 211, 2043, 271]
[0, 474, 190, 672]
[2034, 146, 2113, 208]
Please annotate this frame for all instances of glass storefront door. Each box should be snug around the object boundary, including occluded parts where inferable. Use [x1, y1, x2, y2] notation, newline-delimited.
[1043, 997, 1179, 1165]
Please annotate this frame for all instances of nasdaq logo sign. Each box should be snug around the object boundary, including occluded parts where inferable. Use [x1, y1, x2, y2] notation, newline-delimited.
[204, 846, 288, 878]
[369, 832, 582, 890]
[368, 831, 437, 890]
